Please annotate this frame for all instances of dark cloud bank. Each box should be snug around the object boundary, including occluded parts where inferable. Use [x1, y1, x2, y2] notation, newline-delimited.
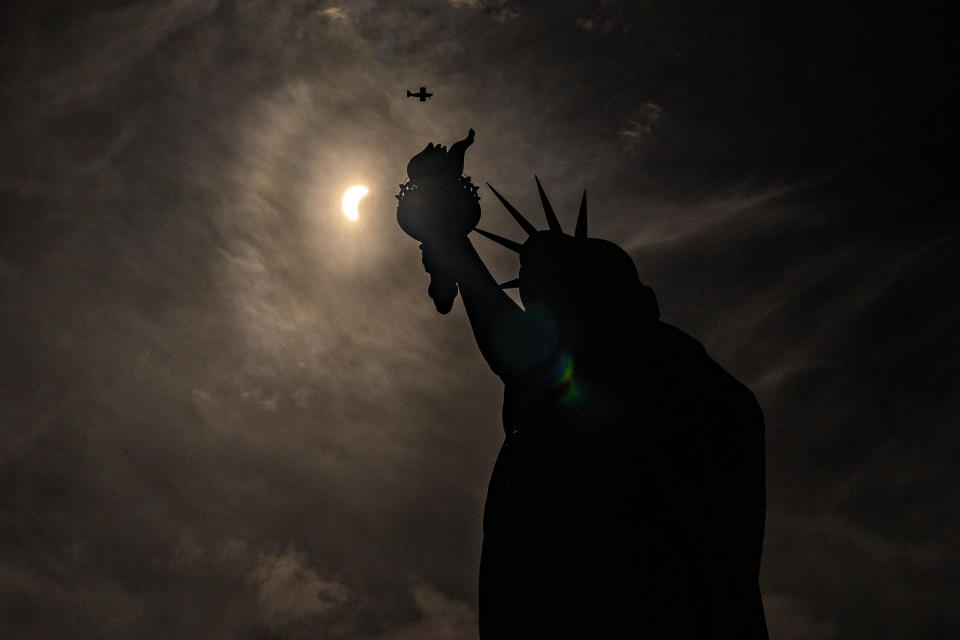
[1, 1, 955, 638]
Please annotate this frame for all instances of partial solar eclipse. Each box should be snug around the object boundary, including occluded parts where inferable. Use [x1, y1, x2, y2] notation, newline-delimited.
[342, 185, 368, 220]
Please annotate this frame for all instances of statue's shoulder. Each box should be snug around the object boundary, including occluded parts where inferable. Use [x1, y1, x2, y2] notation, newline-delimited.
[651, 321, 762, 415]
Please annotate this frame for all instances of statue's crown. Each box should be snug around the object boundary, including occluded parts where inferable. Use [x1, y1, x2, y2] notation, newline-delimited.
[471, 176, 590, 290]
[475, 178, 659, 322]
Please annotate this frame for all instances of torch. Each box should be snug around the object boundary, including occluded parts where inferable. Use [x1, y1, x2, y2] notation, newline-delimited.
[396, 129, 481, 314]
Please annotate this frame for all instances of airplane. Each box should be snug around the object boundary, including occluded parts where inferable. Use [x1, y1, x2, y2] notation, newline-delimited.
[407, 87, 433, 102]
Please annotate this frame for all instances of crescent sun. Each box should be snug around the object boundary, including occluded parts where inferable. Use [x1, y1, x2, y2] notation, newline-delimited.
[342, 185, 368, 220]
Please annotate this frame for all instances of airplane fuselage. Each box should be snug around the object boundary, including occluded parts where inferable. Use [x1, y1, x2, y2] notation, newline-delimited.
[407, 87, 432, 102]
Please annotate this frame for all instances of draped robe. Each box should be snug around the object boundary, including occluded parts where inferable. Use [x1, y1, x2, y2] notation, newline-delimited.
[477, 318, 768, 640]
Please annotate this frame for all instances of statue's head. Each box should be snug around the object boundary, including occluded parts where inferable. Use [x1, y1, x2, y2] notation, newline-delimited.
[475, 179, 659, 343]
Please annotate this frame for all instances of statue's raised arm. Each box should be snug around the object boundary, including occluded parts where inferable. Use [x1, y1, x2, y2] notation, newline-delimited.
[396, 130, 546, 381]
[396, 129, 661, 381]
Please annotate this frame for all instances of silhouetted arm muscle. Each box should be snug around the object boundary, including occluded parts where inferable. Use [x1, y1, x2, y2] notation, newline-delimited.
[424, 237, 542, 381]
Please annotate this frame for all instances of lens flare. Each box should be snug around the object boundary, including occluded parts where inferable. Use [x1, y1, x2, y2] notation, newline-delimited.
[551, 352, 581, 404]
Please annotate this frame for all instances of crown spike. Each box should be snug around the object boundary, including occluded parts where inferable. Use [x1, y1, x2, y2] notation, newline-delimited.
[575, 190, 588, 238]
[486, 183, 538, 236]
[498, 278, 520, 289]
[473, 228, 523, 253]
[534, 175, 562, 233]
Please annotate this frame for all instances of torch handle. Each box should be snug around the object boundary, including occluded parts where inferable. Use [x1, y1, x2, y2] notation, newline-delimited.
[428, 270, 459, 315]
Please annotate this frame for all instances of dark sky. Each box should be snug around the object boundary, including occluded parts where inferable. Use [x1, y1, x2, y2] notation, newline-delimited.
[1, 1, 956, 638]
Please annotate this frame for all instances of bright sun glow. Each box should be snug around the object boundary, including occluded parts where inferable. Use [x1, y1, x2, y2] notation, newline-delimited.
[342, 185, 368, 220]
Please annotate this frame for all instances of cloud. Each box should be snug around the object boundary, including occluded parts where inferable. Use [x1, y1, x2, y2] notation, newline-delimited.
[251, 546, 352, 633]
[447, 0, 518, 21]
[619, 102, 665, 141]
[1, 1, 953, 638]
[385, 578, 478, 640]
[291, 385, 313, 409]
[320, 7, 346, 20]
[574, 17, 595, 31]
[261, 392, 279, 411]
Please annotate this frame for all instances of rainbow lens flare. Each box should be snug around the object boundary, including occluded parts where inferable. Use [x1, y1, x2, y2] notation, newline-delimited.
[551, 352, 581, 404]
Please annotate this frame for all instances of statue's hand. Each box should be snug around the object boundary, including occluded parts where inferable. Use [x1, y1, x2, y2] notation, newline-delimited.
[420, 243, 437, 275]
[420, 243, 459, 314]
[420, 240, 464, 277]
[397, 129, 479, 314]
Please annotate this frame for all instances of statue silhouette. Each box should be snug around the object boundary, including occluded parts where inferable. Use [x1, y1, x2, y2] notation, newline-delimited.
[397, 131, 768, 639]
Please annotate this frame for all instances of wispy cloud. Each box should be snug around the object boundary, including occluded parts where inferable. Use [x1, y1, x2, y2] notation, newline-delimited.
[1, 1, 953, 638]
[251, 546, 352, 633]
[320, 7, 346, 20]
[619, 102, 665, 143]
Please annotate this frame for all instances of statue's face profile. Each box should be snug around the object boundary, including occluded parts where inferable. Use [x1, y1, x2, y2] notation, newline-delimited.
[518, 232, 655, 341]
[518, 232, 579, 312]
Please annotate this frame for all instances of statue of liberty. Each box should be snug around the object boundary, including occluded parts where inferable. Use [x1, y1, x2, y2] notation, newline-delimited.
[397, 130, 768, 639]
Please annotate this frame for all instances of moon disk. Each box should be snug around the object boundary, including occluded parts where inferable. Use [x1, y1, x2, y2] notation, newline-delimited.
[342, 185, 368, 220]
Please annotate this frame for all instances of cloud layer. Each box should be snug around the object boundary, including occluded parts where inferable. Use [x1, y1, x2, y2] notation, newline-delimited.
[1, 1, 955, 638]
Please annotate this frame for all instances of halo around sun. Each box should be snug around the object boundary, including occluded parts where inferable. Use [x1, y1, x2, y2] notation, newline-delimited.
[342, 185, 368, 220]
